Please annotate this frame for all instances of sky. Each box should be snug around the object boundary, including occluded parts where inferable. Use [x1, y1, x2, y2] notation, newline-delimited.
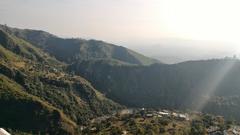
[1, 0, 240, 63]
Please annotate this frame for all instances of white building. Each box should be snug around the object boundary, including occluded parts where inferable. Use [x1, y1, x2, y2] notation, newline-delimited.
[158, 111, 169, 116]
[146, 114, 153, 117]
[179, 114, 189, 121]
[119, 109, 133, 115]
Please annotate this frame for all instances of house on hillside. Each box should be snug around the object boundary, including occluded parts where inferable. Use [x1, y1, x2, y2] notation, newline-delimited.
[179, 114, 190, 121]
[172, 112, 178, 117]
[224, 126, 240, 135]
[158, 111, 169, 116]
[119, 109, 133, 115]
[146, 113, 153, 117]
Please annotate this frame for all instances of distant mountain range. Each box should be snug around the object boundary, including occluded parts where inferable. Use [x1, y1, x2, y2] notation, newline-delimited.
[1, 25, 240, 134]
[0, 24, 160, 65]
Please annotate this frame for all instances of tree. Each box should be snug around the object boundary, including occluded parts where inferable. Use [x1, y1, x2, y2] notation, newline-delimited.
[190, 120, 207, 135]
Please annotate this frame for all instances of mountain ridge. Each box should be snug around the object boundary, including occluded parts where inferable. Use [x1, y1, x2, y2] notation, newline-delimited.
[0, 24, 160, 65]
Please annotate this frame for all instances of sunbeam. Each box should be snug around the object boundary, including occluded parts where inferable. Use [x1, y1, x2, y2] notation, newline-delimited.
[191, 59, 238, 111]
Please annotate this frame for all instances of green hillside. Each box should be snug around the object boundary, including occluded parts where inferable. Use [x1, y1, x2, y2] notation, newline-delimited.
[0, 74, 77, 135]
[0, 26, 122, 134]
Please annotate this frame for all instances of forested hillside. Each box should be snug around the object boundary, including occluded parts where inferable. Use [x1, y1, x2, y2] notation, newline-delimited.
[68, 59, 240, 121]
[0, 27, 122, 134]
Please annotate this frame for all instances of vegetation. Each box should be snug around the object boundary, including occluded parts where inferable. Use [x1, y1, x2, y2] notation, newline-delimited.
[0, 74, 77, 135]
[83, 109, 237, 135]
[0, 26, 122, 134]
[69, 58, 240, 121]
[2, 24, 240, 134]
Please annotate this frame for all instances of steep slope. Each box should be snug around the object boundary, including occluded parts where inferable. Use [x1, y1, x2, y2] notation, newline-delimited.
[68, 58, 240, 121]
[0, 28, 122, 134]
[0, 24, 159, 65]
[0, 74, 76, 135]
[3, 24, 240, 130]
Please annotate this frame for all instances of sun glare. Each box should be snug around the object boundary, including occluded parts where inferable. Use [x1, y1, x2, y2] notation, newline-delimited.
[158, 0, 240, 45]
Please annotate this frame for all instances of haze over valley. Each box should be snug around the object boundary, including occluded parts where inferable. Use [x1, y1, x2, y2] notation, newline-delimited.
[2, 0, 240, 63]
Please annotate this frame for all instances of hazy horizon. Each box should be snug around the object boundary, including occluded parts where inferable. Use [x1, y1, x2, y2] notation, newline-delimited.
[1, 0, 240, 63]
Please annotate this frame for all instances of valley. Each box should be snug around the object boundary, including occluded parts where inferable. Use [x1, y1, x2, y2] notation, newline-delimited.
[1, 25, 240, 135]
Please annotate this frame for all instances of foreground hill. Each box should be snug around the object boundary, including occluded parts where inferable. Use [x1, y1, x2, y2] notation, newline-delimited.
[0, 75, 76, 134]
[0, 27, 122, 134]
[0, 24, 159, 65]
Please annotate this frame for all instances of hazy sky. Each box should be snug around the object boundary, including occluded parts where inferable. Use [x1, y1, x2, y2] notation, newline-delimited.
[1, 0, 240, 63]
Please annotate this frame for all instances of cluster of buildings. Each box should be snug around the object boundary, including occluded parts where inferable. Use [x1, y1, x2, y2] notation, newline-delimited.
[87, 108, 240, 135]
[223, 126, 240, 135]
[117, 108, 190, 121]
[207, 126, 240, 135]
[140, 108, 190, 121]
